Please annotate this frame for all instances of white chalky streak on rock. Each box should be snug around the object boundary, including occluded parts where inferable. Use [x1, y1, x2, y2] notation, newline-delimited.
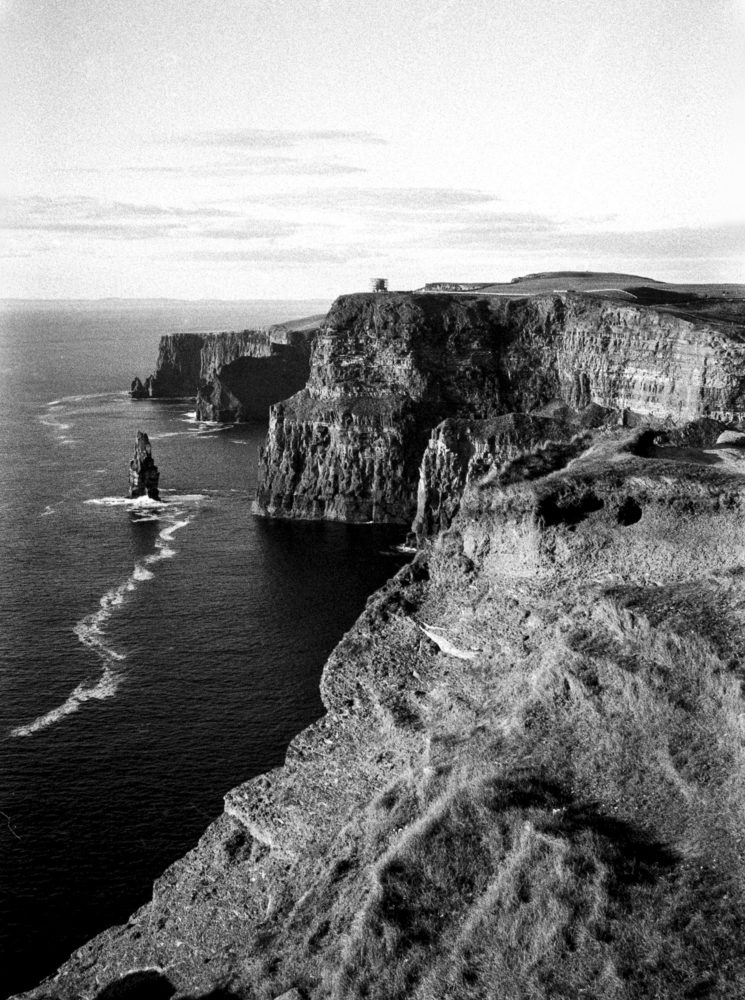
[419, 624, 478, 660]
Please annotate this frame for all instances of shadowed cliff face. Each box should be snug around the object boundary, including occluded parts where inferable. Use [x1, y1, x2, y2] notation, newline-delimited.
[135, 328, 315, 422]
[195, 343, 311, 422]
[22, 429, 745, 1000]
[254, 291, 745, 526]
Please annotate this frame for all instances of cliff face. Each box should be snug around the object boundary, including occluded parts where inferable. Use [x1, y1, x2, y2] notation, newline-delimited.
[411, 412, 581, 541]
[557, 296, 745, 420]
[145, 332, 205, 397]
[23, 428, 745, 999]
[254, 291, 745, 525]
[195, 340, 311, 422]
[253, 293, 563, 523]
[133, 325, 317, 422]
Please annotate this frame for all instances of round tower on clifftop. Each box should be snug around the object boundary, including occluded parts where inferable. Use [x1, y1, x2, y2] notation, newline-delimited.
[128, 430, 160, 500]
[370, 277, 388, 292]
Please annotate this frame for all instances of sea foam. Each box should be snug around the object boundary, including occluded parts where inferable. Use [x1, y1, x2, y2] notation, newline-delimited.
[9, 666, 120, 738]
[10, 504, 197, 738]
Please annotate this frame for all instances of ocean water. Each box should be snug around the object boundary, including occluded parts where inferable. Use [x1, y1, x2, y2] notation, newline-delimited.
[0, 301, 407, 999]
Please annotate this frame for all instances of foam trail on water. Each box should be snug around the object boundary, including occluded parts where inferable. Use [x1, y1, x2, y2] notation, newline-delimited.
[10, 506, 196, 738]
[9, 666, 121, 738]
[48, 391, 122, 406]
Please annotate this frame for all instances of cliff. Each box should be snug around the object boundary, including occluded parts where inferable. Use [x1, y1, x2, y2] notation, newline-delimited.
[130, 320, 320, 422]
[254, 290, 745, 525]
[17, 277, 745, 1000]
[411, 411, 595, 541]
[21, 426, 745, 999]
[195, 340, 312, 422]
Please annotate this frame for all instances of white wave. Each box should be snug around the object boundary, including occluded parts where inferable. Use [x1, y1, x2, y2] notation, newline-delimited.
[196, 426, 231, 436]
[159, 518, 190, 543]
[39, 416, 71, 431]
[47, 391, 120, 406]
[85, 495, 166, 508]
[10, 507, 196, 738]
[165, 493, 207, 502]
[9, 666, 121, 738]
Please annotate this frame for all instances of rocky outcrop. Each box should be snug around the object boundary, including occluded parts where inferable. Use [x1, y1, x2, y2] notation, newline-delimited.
[144, 332, 205, 397]
[21, 427, 745, 999]
[411, 404, 621, 542]
[128, 377, 148, 399]
[254, 291, 745, 525]
[128, 431, 159, 500]
[411, 413, 574, 541]
[130, 321, 319, 422]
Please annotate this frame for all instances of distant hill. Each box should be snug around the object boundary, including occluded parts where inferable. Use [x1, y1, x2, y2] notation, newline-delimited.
[420, 271, 745, 302]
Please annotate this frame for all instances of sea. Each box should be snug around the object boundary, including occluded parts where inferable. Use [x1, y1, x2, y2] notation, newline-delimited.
[0, 300, 407, 999]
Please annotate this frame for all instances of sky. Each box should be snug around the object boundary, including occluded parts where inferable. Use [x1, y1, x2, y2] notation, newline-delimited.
[1, 0, 744, 299]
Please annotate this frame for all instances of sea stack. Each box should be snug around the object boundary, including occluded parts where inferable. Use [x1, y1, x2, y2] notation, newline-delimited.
[128, 430, 160, 500]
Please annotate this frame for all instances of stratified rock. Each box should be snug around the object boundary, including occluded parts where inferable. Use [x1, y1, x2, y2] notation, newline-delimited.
[128, 431, 160, 500]
[254, 290, 745, 524]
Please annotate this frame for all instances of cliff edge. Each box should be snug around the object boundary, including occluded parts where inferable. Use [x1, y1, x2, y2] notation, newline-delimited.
[20, 426, 745, 999]
[254, 289, 745, 525]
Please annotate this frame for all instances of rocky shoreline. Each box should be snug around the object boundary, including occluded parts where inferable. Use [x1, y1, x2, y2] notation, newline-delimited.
[18, 275, 745, 999]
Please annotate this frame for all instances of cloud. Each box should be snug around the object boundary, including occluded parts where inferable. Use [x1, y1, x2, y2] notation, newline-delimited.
[177, 246, 358, 265]
[0, 196, 295, 241]
[239, 186, 502, 218]
[432, 213, 745, 260]
[121, 157, 367, 178]
[575, 223, 745, 259]
[172, 128, 387, 149]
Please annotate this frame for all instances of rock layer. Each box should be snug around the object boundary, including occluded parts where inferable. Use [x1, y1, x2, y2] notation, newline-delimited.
[21, 428, 745, 999]
[254, 291, 745, 525]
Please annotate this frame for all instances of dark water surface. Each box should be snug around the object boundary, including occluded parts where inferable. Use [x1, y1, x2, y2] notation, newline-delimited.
[0, 302, 406, 998]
